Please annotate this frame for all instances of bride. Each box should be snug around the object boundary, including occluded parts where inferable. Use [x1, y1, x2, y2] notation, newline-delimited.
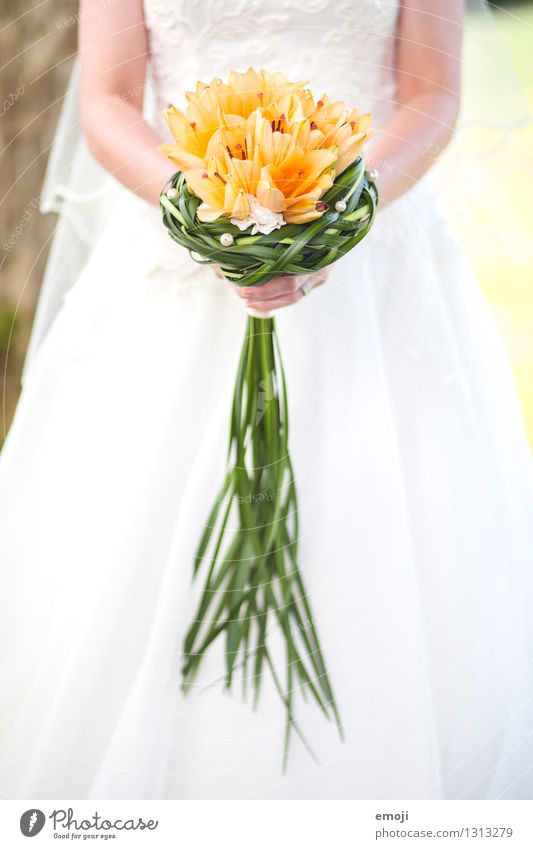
[1, 0, 532, 800]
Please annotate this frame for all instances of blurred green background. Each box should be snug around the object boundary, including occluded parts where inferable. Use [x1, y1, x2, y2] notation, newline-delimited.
[487, 7, 533, 443]
[442, 1, 533, 447]
[0, 1, 532, 446]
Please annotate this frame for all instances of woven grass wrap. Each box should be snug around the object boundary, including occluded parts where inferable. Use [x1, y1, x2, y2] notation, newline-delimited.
[160, 156, 378, 287]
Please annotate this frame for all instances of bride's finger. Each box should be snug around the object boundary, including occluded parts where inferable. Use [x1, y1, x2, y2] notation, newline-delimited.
[244, 296, 302, 312]
[246, 270, 329, 304]
[230, 268, 331, 304]
[244, 290, 305, 311]
[241, 276, 300, 302]
[312, 268, 330, 287]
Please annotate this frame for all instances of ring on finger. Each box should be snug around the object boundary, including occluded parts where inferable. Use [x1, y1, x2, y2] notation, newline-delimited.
[299, 276, 314, 297]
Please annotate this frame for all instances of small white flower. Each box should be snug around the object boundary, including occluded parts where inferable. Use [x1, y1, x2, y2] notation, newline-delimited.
[231, 195, 285, 236]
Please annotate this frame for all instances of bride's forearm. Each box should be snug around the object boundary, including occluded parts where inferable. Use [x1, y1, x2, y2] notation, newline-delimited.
[79, 0, 172, 205]
[81, 95, 173, 206]
[366, 92, 460, 208]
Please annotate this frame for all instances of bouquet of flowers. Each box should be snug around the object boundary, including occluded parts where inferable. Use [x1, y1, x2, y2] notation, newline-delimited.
[159, 68, 377, 764]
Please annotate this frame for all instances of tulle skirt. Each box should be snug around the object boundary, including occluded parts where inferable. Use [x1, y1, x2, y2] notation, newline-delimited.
[1, 181, 532, 799]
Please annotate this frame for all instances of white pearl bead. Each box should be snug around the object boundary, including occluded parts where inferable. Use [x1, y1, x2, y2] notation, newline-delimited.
[220, 233, 234, 247]
[335, 199, 347, 213]
[166, 187, 180, 200]
[366, 168, 379, 183]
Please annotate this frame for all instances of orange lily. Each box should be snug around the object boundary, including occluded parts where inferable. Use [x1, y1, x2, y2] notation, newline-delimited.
[159, 68, 373, 228]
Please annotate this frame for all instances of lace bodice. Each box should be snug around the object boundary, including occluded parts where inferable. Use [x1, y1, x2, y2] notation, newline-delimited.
[143, 0, 399, 133]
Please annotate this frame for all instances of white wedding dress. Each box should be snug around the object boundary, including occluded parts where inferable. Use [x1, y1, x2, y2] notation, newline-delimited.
[1, 0, 533, 801]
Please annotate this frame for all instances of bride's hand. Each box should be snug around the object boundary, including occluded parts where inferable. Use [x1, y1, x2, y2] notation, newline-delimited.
[213, 267, 330, 312]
